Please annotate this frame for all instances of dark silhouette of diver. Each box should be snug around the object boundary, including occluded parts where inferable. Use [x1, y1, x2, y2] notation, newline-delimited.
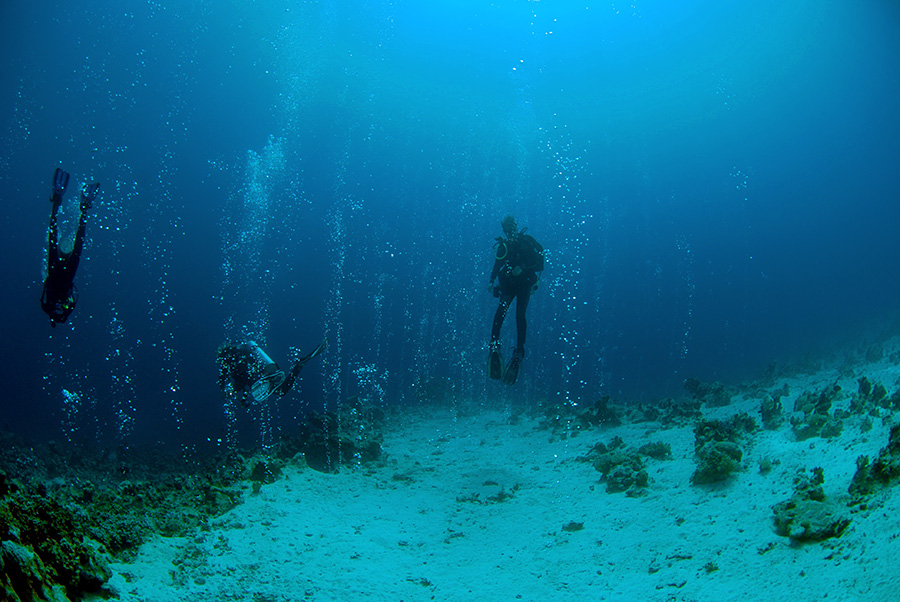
[217, 338, 328, 407]
[487, 215, 545, 384]
[41, 168, 100, 327]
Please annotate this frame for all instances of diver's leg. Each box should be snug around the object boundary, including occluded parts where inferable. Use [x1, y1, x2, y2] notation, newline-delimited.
[65, 217, 87, 275]
[489, 293, 513, 379]
[47, 198, 61, 264]
[502, 286, 531, 385]
[278, 361, 303, 396]
[514, 287, 532, 352]
[47, 169, 68, 262]
[490, 294, 513, 346]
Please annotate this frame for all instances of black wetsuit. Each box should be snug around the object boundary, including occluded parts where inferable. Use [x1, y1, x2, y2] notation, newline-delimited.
[40, 194, 88, 326]
[489, 233, 544, 354]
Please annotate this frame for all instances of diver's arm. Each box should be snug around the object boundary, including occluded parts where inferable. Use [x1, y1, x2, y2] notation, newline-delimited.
[489, 256, 504, 285]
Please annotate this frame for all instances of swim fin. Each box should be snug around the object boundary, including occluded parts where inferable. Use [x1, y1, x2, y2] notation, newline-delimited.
[81, 182, 100, 210]
[52, 168, 70, 201]
[502, 348, 525, 385]
[488, 344, 504, 380]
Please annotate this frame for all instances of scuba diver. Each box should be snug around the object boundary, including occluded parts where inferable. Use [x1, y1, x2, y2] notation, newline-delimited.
[487, 215, 544, 385]
[40, 168, 100, 327]
[216, 338, 328, 407]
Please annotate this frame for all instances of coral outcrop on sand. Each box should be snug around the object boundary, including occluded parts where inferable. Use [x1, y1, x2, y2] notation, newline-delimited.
[848, 424, 900, 499]
[850, 376, 900, 417]
[789, 385, 844, 440]
[684, 378, 733, 408]
[759, 384, 790, 430]
[536, 395, 624, 439]
[691, 414, 757, 485]
[772, 467, 851, 543]
[294, 396, 385, 473]
[581, 437, 672, 496]
[628, 397, 702, 427]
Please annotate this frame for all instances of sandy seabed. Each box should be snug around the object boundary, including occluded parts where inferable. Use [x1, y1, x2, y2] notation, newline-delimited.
[107, 362, 900, 602]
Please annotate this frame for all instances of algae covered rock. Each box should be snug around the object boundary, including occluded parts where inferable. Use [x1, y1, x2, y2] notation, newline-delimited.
[772, 499, 851, 543]
[606, 465, 650, 495]
[0, 491, 112, 601]
[692, 441, 743, 485]
[0, 435, 250, 597]
[772, 467, 850, 543]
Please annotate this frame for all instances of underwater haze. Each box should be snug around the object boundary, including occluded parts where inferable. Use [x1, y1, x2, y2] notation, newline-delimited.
[1, 0, 899, 450]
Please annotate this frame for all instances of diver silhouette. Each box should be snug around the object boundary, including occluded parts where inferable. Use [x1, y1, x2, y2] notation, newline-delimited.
[40, 168, 99, 326]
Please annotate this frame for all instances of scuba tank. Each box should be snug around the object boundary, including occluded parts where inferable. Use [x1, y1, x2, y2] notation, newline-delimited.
[247, 341, 286, 402]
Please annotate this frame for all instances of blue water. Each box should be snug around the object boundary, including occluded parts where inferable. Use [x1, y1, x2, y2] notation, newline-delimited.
[2, 0, 898, 450]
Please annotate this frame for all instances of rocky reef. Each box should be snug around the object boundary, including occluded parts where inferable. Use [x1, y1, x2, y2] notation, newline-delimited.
[1, 471, 112, 602]
[0, 437, 245, 601]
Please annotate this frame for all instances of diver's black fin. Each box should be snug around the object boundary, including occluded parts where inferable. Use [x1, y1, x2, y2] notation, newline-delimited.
[52, 168, 70, 200]
[501, 348, 524, 385]
[488, 345, 504, 380]
[81, 182, 100, 209]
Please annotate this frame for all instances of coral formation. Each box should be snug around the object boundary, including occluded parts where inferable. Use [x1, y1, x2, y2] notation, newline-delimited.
[772, 468, 851, 543]
[759, 385, 789, 430]
[684, 378, 733, 407]
[1, 476, 112, 601]
[848, 424, 900, 500]
[628, 397, 702, 427]
[582, 437, 671, 496]
[537, 395, 624, 439]
[850, 376, 898, 415]
[0, 436, 246, 600]
[691, 414, 757, 485]
[294, 396, 385, 473]
[789, 385, 844, 440]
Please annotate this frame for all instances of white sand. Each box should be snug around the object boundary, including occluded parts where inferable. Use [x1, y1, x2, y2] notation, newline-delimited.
[107, 361, 900, 602]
